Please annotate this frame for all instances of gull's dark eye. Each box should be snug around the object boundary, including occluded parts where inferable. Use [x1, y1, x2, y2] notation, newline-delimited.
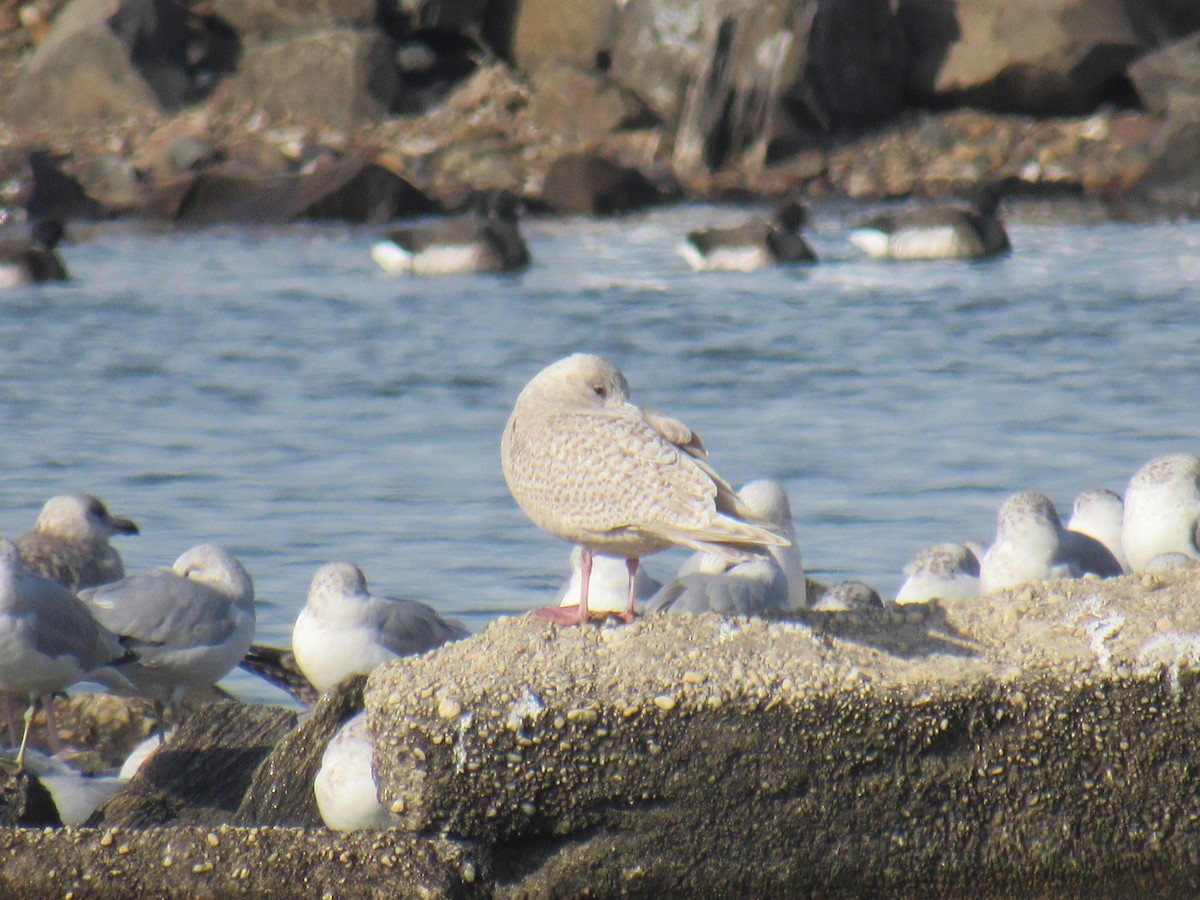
[593, 384, 607, 398]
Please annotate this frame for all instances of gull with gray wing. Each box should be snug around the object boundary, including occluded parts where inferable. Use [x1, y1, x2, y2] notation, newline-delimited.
[292, 562, 468, 693]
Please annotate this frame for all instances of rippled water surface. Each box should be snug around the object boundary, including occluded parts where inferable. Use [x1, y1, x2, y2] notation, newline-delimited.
[3, 205, 1198, 702]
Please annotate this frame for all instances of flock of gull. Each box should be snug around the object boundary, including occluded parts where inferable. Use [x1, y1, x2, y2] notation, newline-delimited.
[2, 351, 1198, 831]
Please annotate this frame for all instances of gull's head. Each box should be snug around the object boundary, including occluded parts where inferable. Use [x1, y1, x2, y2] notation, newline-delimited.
[519, 353, 631, 410]
[736, 479, 794, 531]
[309, 561, 370, 604]
[173, 544, 254, 602]
[995, 491, 1063, 542]
[33, 494, 139, 542]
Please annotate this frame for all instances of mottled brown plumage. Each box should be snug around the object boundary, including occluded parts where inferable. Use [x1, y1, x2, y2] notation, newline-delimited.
[501, 353, 787, 625]
[15, 494, 139, 592]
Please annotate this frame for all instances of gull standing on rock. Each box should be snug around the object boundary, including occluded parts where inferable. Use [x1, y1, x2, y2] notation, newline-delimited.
[0, 540, 127, 769]
[1121, 453, 1200, 572]
[80, 545, 256, 737]
[980, 491, 1123, 594]
[292, 562, 469, 692]
[894, 542, 981, 605]
[1067, 488, 1130, 573]
[554, 545, 662, 616]
[501, 353, 789, 626]
[16, 494, 140, 592]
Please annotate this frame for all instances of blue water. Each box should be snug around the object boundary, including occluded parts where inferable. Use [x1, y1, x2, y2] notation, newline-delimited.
[2, 204, 1198, 703]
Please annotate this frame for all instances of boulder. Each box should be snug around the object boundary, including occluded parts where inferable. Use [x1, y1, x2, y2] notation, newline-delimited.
[229, 28, 401, 130]
[608, 0, 908, 175]
[365, 568, 1200, 895]
[235, 676, 366, 827]
[208, 0, 377, 41]
[896, 0, 1147, 115]
[507, 0, 615, 75]
[1127, 99, 1200, 215]
[1, 771, 61, 828]
[6, 0, 162, 127]
[7, 0, 238, 126]
[163, 154, 437, 225]
[527, 61, 659, 148]
[538, 151, 669, 214]
[85, 701, 297, 828]
[1128, 32, 1200, 117]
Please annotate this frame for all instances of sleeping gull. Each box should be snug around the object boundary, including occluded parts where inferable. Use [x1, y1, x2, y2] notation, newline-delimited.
[16, 493, 140, 592]
[554, 545, 662, 616]
[1067, 487, 1129, 573]
[894, 542, 981, 605]
[980, 491, 1123, 594]
[313, 710, 399, 832]
[292, 562, 468, 693]
[0, 539, 126, 769]
[810, 579, 885, 613]
[80, 544, 256, 738]
[646, 555, 788, 617]
[655, 478, 806, 616]
[1121, 453, 1200, 572]
[501, 353, 789, 626]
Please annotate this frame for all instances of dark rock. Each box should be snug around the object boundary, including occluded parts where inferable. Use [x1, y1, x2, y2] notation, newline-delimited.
[229, 28, 401, 129]
[896, 0, 1146, 115]
[106, 0, 240, 110]
[1, 771, 62, 828]
[365, 570, 1200, 895]
[1128, 31, 1200, 117]
[528, 61, 659, 147]
[610, 0, 908, 175]
[164, 155, 437, 225]
[85, 701, 297, 828]
[393, 28, 487, 115]
[539, 151, 668, 214]
[235, 676, 366, 827]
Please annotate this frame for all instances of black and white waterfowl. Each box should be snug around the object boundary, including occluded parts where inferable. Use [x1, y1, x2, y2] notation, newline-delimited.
[0, 219, 69, 288]
[370, 191, 530, 275]
[679, 201, 817, 272]
[849, 183, 1010, 261]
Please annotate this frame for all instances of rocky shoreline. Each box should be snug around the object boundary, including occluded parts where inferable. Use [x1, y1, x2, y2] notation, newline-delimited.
[4, 0, 1200, 226]
[5, 567, 1200, 897]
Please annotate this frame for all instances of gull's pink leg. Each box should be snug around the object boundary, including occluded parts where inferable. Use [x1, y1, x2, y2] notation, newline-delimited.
[42, 694, 64, 754]
[533, 546, 594, 626]
[620, 558, 639, 623]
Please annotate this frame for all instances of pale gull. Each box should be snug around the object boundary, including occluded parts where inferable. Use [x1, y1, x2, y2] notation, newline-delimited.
[291, 562, 468, 693]
[1067, 487, 1130, 573]
[16, 493, 140, 592]
[554, 545, 662, 616]
[500, 353, 789, 626]
[0, 539, 126, 769]
[1121, 453, 1200, 572]
[7, 748, 125, 825]
[313, 710, 400, 832]
[894, 542, 981, 605]
[980, 491, 1123, 594]
[80, 544, 256, 737]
